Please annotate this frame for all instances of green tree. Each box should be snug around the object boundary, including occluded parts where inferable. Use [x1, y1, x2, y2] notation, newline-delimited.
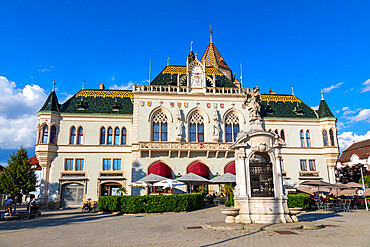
[359, 176, 370, 187]
[0, 147, 37, 212]
[116, 186, 127, 196]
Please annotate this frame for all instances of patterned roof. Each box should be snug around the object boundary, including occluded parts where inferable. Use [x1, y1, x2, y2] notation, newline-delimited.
[39, 91, 60, 112]
[59, 89, 133, 114]
[150, 65, 236, 88]
[317, 99, 335, 118]
[260, 94, 318, 119]
[201, 42, 231, 71]
[338, 139, 370, 163]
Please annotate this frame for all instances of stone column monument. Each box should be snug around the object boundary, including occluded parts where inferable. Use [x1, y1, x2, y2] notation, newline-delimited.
[230, 87, 292, 224]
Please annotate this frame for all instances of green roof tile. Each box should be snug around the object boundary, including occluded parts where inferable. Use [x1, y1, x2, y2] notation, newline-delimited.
[39, 91, 60, 112]
[317, 99, 335, 118]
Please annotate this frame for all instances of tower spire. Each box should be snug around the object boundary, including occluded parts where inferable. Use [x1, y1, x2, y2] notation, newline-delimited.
[167, 57, 170, 66]
[321, 89, 324, 100]
[210, 25, 213, 43]
[291, 87, 295, 96]
[82, 80, 85, 90]
[52, 80, 55, 91]
[190, 41, 193, 51]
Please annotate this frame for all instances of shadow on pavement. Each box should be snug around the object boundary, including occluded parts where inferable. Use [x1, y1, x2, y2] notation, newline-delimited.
[297, 212, 343, 222]
[199, 230, 261, 247]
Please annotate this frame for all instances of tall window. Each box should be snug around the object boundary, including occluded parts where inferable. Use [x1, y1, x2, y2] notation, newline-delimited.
[76, 159, 84, 170]
[280, 130, 285, 141]
[121, 127, 127, 145]
[113, 159, 121, 170]
[42, 125, 49, 143]
[323, 130, 329, 146]
[100, 127, 106, 145]
[274, 129, 278, 135]
[329, 129, 335, 146]
[189, 112, 204, 142]
[77, 127, 83, 144]
[103, 159, 111, 170]
[114, 127, 120, 145]
[300, 160, 307, 171]
[308, 160, 316, 171]
[305, 130, 311, 147]
[300, 130, 305, 147]
[50, 126, 56, 144]
[152, 111, 168, 141]
[107, 127, 113, 145]
[225, 113, 239, 142]
[70, 127, 76, 144]
[65, 159, 73, 171]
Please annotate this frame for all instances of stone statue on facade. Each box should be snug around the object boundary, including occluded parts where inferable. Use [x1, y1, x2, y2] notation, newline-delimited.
[175, 108, 183, 141]
[212, 110, 220, 142]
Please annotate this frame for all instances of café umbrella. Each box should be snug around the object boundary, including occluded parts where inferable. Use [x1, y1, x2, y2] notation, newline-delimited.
[153, 179, 185, 189]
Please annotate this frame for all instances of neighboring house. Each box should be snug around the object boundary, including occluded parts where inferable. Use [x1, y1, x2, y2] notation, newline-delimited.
[35, 38, 340, 207]
[337, 139, 370, 169]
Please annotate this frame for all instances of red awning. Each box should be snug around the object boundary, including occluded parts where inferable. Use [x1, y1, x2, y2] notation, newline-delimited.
[148, 162, 172, 178]
[224, 162, 235, 175]
[187, 162, 209, 178]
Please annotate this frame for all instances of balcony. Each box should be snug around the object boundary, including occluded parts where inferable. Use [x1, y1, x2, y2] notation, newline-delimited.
[138, 141, 234, 158]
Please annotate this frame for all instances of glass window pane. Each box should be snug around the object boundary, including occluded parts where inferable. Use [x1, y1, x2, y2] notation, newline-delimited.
[113, 159, 121, 170]
[100, 128, 105, 145]
[233, 124, 239, 142]
[107, 128, 113, 145]
[121, 128, 126, 145]
[77, 127, 83, 144]
[309, 160, 316, 171]
[280, 130, 285, 141]
[107, 159, 111, 170]
[43, 125, 48, 143]
[161, 123, 167, 141]
[153, 123, 159, 141]
[190, 124, 196, 142]
[76, 159, 84, 170]
[114, 128, 120, 145]
[70, 127, 76, 144]
[50, 126, 56, 144]
[300, 160, 307, 171]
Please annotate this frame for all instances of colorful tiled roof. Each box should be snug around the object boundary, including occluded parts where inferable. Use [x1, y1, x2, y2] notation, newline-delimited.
[39, 91, 60, 112]
[201, 42, 231, 71]
[59, 89, 133, 114]
[317, 99, 335, 118]
[150, 65, 236, 88]
[260, 94, 318, 118]
[338, 139, 370, 163]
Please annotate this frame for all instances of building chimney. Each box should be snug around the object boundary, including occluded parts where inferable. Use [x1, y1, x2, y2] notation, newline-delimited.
[99, 83, 105, 90]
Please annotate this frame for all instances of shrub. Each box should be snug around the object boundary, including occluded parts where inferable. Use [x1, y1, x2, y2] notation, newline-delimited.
[287, 193, 312, 210]
[224, 193, 234, 207]
[98, 193, 203, 213]
[359, 176, 370, 187]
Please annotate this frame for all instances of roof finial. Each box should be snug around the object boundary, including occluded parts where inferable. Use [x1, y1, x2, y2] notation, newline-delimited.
[82, 80, 85, 90]
[321, 89, 324, 100]
[240, 63, 243, 83]
[210, 25, 213, 43]
[52, 80, 55, 91]
[291, 86, 295, 96]
[190, 41, 193, 51]
[149, 59, 152, 83]
[167, 57, 170, 66]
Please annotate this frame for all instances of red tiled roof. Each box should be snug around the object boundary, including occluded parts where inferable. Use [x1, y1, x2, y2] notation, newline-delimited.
[338, 139, 370, 163]
[29, 156, 42, 170]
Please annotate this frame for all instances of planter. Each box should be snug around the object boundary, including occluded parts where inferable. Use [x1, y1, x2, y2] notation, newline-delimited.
[221, 208, 240, 223]
[289, 207, 302, 222]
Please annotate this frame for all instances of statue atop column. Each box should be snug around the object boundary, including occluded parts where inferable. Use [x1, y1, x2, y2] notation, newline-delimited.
[245, 86, 263, 131]
[175, 107, 183, 141]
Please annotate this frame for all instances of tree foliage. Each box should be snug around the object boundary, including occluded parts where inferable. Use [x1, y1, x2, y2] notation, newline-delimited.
[0, 147, 37, 196]
[336, 165, 370, 184]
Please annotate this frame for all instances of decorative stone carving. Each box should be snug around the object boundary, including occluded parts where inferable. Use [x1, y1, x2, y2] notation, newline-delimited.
[251, 143, 271, 153]
[212, 110, 220, 142]
[245, 86, 263, 131]
[175, 108, 183, 142]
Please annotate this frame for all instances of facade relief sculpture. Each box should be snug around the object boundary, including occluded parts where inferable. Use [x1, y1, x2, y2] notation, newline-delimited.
[175, 107, 183, 142]
[212, 109, 220, 142]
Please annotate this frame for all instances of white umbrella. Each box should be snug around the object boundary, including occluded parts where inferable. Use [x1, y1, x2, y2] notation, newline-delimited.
[153, 179, 185, 189]
[283, 181, 295, 188]
[128, 181, 152, 188]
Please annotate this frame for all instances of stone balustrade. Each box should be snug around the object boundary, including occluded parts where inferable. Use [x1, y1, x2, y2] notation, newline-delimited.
[139, 141, 233, 151]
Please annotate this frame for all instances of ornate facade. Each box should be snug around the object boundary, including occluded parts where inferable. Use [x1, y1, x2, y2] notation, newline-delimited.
[35, 39, 339, 207]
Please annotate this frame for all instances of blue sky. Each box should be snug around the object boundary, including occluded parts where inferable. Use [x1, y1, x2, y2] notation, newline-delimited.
[0, 1, 369, 164]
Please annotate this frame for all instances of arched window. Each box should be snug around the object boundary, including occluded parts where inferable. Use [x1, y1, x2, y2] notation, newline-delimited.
[107, 127, 113, 145]
[323, 130, 329, 146]
[70, 127, 76, 144]
[50, 126, 56, 144]
[329, 129, 335, 146]
[114, 127, 120, 145]
[189, 112, 204, 142]
[77, 127, 83, 145]
[152, 111, 168, 141]
[100, 127, 106, 145]
[42, 125, 48, 143]
[280, 130, 285, 141]
[121, 127, 127, 145]
[274, 129, 278, 135]
[300, 130, 305, 147]
[305, 130, 311, 147]
[225, 113, 239, 142]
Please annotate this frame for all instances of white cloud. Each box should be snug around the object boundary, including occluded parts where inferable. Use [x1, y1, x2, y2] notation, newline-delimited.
[361, 79, 370, 93]
[109, 82, 133, 90]
[338, 131, 370, 151]
[348, 109, 370, 123]
[39, 68, 50, 72]
[0, 76, 47, 149]
[322, 82, 343, 93]
[342, 107, 349, 111]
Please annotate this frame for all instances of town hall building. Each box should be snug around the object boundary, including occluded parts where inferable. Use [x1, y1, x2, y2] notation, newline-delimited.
[35, 38, 339, 207]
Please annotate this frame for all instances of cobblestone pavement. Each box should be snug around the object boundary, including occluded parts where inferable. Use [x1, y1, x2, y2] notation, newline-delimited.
[0, 206, 369, 247]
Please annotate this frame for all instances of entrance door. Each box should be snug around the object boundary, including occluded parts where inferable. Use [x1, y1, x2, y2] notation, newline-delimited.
[249, 153, 274, 197]
[61, 183, 84, 207]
